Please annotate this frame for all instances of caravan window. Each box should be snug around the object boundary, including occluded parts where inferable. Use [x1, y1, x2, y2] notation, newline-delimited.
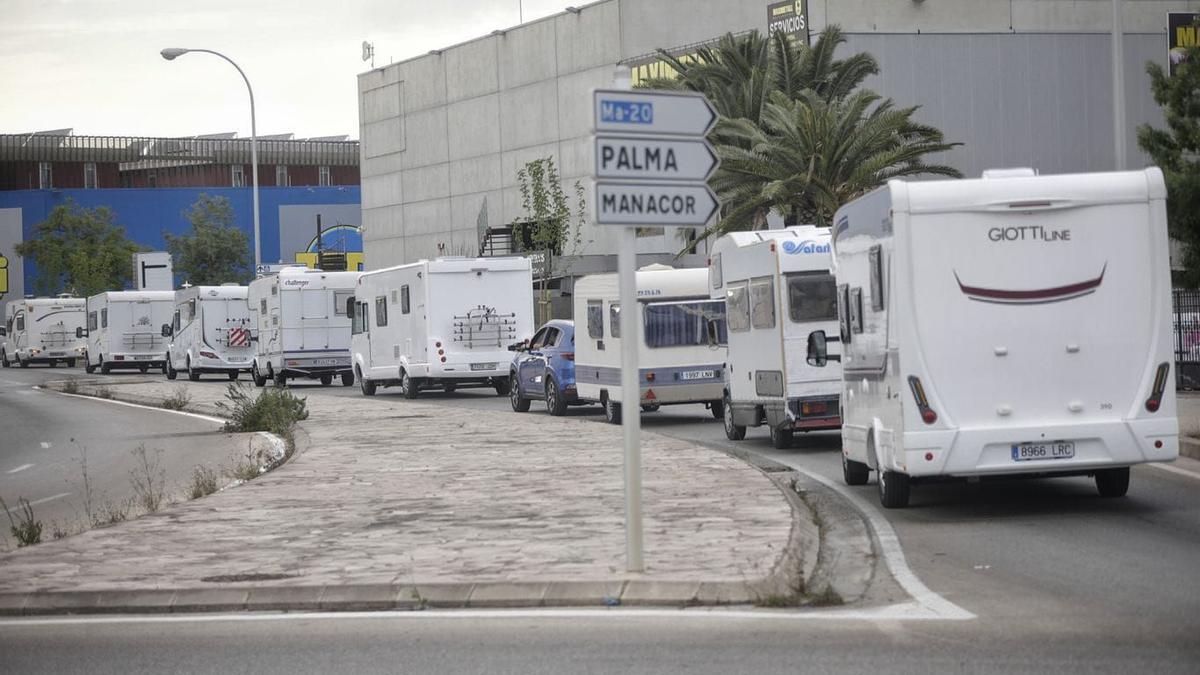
[88, 312, 98, 331]
[14, 315, 23, 332]
[401, 285, 410, 315]
[173, 311, 181, 333]
[710, 254, 722, 290]
[869, 245, 885, 311]
[610, 304, 620, 338]
[352, 302, 367, 335]
[787, 273, 838, 323]
[100, 308, 107, 329]
[726, 282, 750, 333]
[334, 292, 353, 316]
[850, 288, 864, 334]
[586, 301, 603, 339]
[260, 298, 267, 314]
[644, 300, 727, 348]
[184, 299, 196, 322]
[375, 296, 388, 327]
[750, 277, 775, 329]
[837, 285, 851, 344]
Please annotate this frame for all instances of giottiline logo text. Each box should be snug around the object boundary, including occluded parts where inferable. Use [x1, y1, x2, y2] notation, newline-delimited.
[782, 239, 831, 255]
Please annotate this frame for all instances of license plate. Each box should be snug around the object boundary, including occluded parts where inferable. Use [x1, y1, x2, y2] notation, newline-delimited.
[310, 358, 343, 366]
[680, 370, 715, 380]
[48, 352, 65, 357]
[133, 355, 150, 360]
[470, 362, 498, 371]
[1012, 441, 1075, 462]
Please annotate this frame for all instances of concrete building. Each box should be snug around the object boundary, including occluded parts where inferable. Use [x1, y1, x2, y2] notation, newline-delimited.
[357, 0, 1200, 278]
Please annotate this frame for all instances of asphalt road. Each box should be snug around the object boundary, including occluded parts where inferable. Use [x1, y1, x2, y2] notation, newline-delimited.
[0, 366, 250, 546]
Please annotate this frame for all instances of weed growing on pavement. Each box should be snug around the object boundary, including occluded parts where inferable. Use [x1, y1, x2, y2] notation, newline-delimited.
[161, 386, 191, 411]
[62, 377, 80, 394]
[128, 444, 167, 513]
[71, 440, 98, 526]
[99, 498, 131, 525]
[227, 442, 263, 482]
[94, 384, 113, 399]
[188, 465, 219, 499]
[50, 519, 70, 540]
[1, 495, 43, 547]
[217, 383, 308, 449]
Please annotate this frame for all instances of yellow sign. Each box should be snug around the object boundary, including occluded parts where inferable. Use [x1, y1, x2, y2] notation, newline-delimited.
[294, 251, 365, 272]
[0, 251, 8, 295]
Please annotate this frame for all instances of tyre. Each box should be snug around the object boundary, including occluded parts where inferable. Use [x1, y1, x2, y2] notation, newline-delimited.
[319, 374, 333, 386]
[139, 364, 149, 373]
[187, 358, 200, 381]
[770, 424, 794, 450]
[546, 377, 567, 416]
[359, 368, 376, 396]
[48, 360, 57, 368]
[877, 469, 911, 508]
[640, 403, 660, 413]
[166, 359, 178, 380]
[492, 376, 510, 396]
[604, 396, 622, 425]
[401, 371, 419, 399]
[100, 360, 111, 375]
[274, 370, 287, 387]
[252, 362, 267, 387]
[709, 399, 724, 420]
[0, 351, 8, 368]
[722, 394, 746, 441]
[1095, 467, 1130, 498]
[85, 361, 96, 375]
[509, 372, 530, 412]
[68, 358, 77, 368]
[341, 371, 354, 387]
[842, 453, 870, 486]
[443, 382, 457, 394]
[228, 371, 239, 381]
[19, 356, 28, 368]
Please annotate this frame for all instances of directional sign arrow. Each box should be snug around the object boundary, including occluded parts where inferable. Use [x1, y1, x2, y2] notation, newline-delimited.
[595, 181, 720, 227]
[595, 135, 719, 182]
[594, 89, 718, 137]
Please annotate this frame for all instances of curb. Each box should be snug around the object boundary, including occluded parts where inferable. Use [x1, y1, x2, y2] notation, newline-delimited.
[1181, 436, 1200, 461]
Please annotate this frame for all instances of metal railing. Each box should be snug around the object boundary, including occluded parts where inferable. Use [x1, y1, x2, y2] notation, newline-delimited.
[0, 133, 359, 167]
[1174, 289, 1200, 390]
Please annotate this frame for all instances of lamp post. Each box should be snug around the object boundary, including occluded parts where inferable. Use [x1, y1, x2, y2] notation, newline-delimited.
[161, 47, 261, 268]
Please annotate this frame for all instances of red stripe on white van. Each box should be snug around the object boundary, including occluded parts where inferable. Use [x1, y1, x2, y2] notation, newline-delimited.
[954, 264, 1106, 305]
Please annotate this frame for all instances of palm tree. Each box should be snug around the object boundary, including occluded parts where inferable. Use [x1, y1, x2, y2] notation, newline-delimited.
[705, 90, 961, 238]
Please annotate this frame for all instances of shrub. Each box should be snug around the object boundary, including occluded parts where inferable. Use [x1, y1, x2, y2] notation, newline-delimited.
[161, 386, 191, 411]
[94, 385, 113, 399]
[128, 444, 166, 513]
[62, 377, 80, 394]
[188, 465, 219, 499]
[217, 383, 308, 446]
[1, 495, 43, 547]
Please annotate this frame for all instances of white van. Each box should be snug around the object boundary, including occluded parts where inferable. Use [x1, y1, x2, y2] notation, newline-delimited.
[162, 285, 256, 381]
[1, 296, 87, 368]
[709, 227, 842, 448]
[811, 168, 1179, 508]
[247, 267, 359, 387]
[350, 257, 533, 397]
[83, 291, 175, 374]
[574, 265, 727, 424]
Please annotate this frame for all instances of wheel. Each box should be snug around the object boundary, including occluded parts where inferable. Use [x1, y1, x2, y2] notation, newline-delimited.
[492, 377, 510, 396]
[19, 356, 28, 368]
[1095, 467, 1130, 498]
[341, 371, 354, 387]
[722, 394, 746, 441]
[546, 377, 567, 416]
[443, 382, 457, 394]
[400, 371, 419, 399]
[274, 370, 287, 387]
[604, 396, 622, 425]
[640, 403, 660, 413]
[100, 360, 111, 374]
[187, 358, 200, 381]
[47, 360, 57, 368]
[252, 362, 267, 387]
[228, 371, 239, 381]
[842, 453, 870, 486]
[85, 361, 96, 374]
[770, 425, 794, 450]
[139, 364, 149, 373]
[68, 359, 77, 368]
[877, 468, 911, 508]
[509, 372, 530, 412]
[358, 369, 376, 396]
[0, 351, 8, 368]
[166, 359, 178, 380]
[319, 374, 333, 386]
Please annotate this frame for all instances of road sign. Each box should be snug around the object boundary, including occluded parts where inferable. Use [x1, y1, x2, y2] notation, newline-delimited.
[593, 90, 718, 137]
[595, 135, 719, 182]
[595, 181, 719, 226]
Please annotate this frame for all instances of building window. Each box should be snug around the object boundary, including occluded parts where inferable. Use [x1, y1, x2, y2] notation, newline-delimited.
[38, 162, 52, 189]
[319, 165, 331, 186]
[232, 165, 245, 187]
[84, 162, 97, 189]
[276, 165, 289, 186]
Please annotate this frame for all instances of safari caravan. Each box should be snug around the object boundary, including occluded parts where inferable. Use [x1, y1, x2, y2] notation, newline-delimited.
[83, 291, 175, 373]
[573, 265, 727, 424]
[1, 295, 87, 367]
[709, 227, 842, 449]
[815, 168, 1179, 508]
[162, 285, 256, 381]
[350, 257, 534, 397]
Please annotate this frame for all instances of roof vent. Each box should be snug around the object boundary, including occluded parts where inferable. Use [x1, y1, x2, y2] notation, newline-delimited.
[982, 167, 1038, 179]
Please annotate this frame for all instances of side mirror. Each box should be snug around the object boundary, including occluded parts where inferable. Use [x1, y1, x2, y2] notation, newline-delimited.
[75, 327, 86, 339]
[807, 330, 840, 367]
[161, 323, 172, 338]
[507, 340, 525, 352]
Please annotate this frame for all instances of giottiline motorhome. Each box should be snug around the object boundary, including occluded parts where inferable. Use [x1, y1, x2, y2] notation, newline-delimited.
[814, 168, 1179, 508]
[163, 285, 256, 381]
[709, 227, 842, 449]
[1, 296, 87, 367]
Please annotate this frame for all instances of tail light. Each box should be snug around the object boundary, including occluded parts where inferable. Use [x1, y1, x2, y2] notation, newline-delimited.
[114, 355, 125, 361]
[908, 375, 938, 425]
[435, 341, 442, 348]
[562, 352, 574, 361]
[1145, 362, 1170, 413]
[800, 401, 828, 416]
[440, 356, 446, 363]
[438, 349, 444, 356]
[199, 350, 217, 359]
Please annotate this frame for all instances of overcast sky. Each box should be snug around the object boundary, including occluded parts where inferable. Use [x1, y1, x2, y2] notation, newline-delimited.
[0, 0, 572, 140]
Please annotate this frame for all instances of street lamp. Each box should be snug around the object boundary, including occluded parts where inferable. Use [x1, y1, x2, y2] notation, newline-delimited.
[161, 47, 261, 268]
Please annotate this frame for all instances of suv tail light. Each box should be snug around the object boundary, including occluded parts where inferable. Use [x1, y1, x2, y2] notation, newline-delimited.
[1145, 362, 1170, 413]
[908, 375, 938, 425]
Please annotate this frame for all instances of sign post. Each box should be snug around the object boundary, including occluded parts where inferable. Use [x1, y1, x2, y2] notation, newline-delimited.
[592, 87, 719, 573]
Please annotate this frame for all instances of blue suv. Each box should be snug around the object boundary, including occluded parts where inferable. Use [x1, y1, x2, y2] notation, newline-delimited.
[509, 319, 582, 416]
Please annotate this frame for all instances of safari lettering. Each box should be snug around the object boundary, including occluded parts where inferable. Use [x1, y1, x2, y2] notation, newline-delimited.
[987, 226, 1071, 242]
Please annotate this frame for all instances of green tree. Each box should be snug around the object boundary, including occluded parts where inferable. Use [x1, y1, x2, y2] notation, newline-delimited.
[165, 194, 252, 286]
[15, 199, 144, 296]
[511, 157, 586, 323]
[1138, 40, 1200, 287]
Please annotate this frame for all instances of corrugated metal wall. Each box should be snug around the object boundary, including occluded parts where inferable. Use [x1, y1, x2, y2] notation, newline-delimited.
[845, 32, 1168, 177]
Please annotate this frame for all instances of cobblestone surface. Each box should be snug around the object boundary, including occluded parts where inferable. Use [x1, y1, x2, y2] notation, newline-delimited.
[0, 379, 795, 594]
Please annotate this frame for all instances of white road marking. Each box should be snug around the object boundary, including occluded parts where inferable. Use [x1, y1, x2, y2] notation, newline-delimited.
[5, 463, 34, 475]
[36, 387, 226, 425]
[39, 442, 50, 449]
[1148, 462, 1200, 481]
[2, 492, 70, 514]
[0, 603, 964, 628]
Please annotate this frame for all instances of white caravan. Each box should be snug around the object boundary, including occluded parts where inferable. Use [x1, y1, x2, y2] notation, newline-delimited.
[709, 226, 842, 448]
[83, 291, 175, 374]
[163, 285, 256, 381]
[247, 267, 359, 387]
[573, 265, 727, 424]
[813, 168, 1179, 508]
[1, 296, 87, 367]
[350, 257, 533, 398]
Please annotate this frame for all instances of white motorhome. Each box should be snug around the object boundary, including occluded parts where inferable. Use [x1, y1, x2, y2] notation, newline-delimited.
[163, 285, 256, 381]
[573, 265, 727, 424]
[350, 257, 533, 397]
[709, 226, 842, 448]
[247, 267, 359, 387]
[813, 168, 1179, 508]
[83, 291, 175, 374]
[1, 296, 87, 367]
